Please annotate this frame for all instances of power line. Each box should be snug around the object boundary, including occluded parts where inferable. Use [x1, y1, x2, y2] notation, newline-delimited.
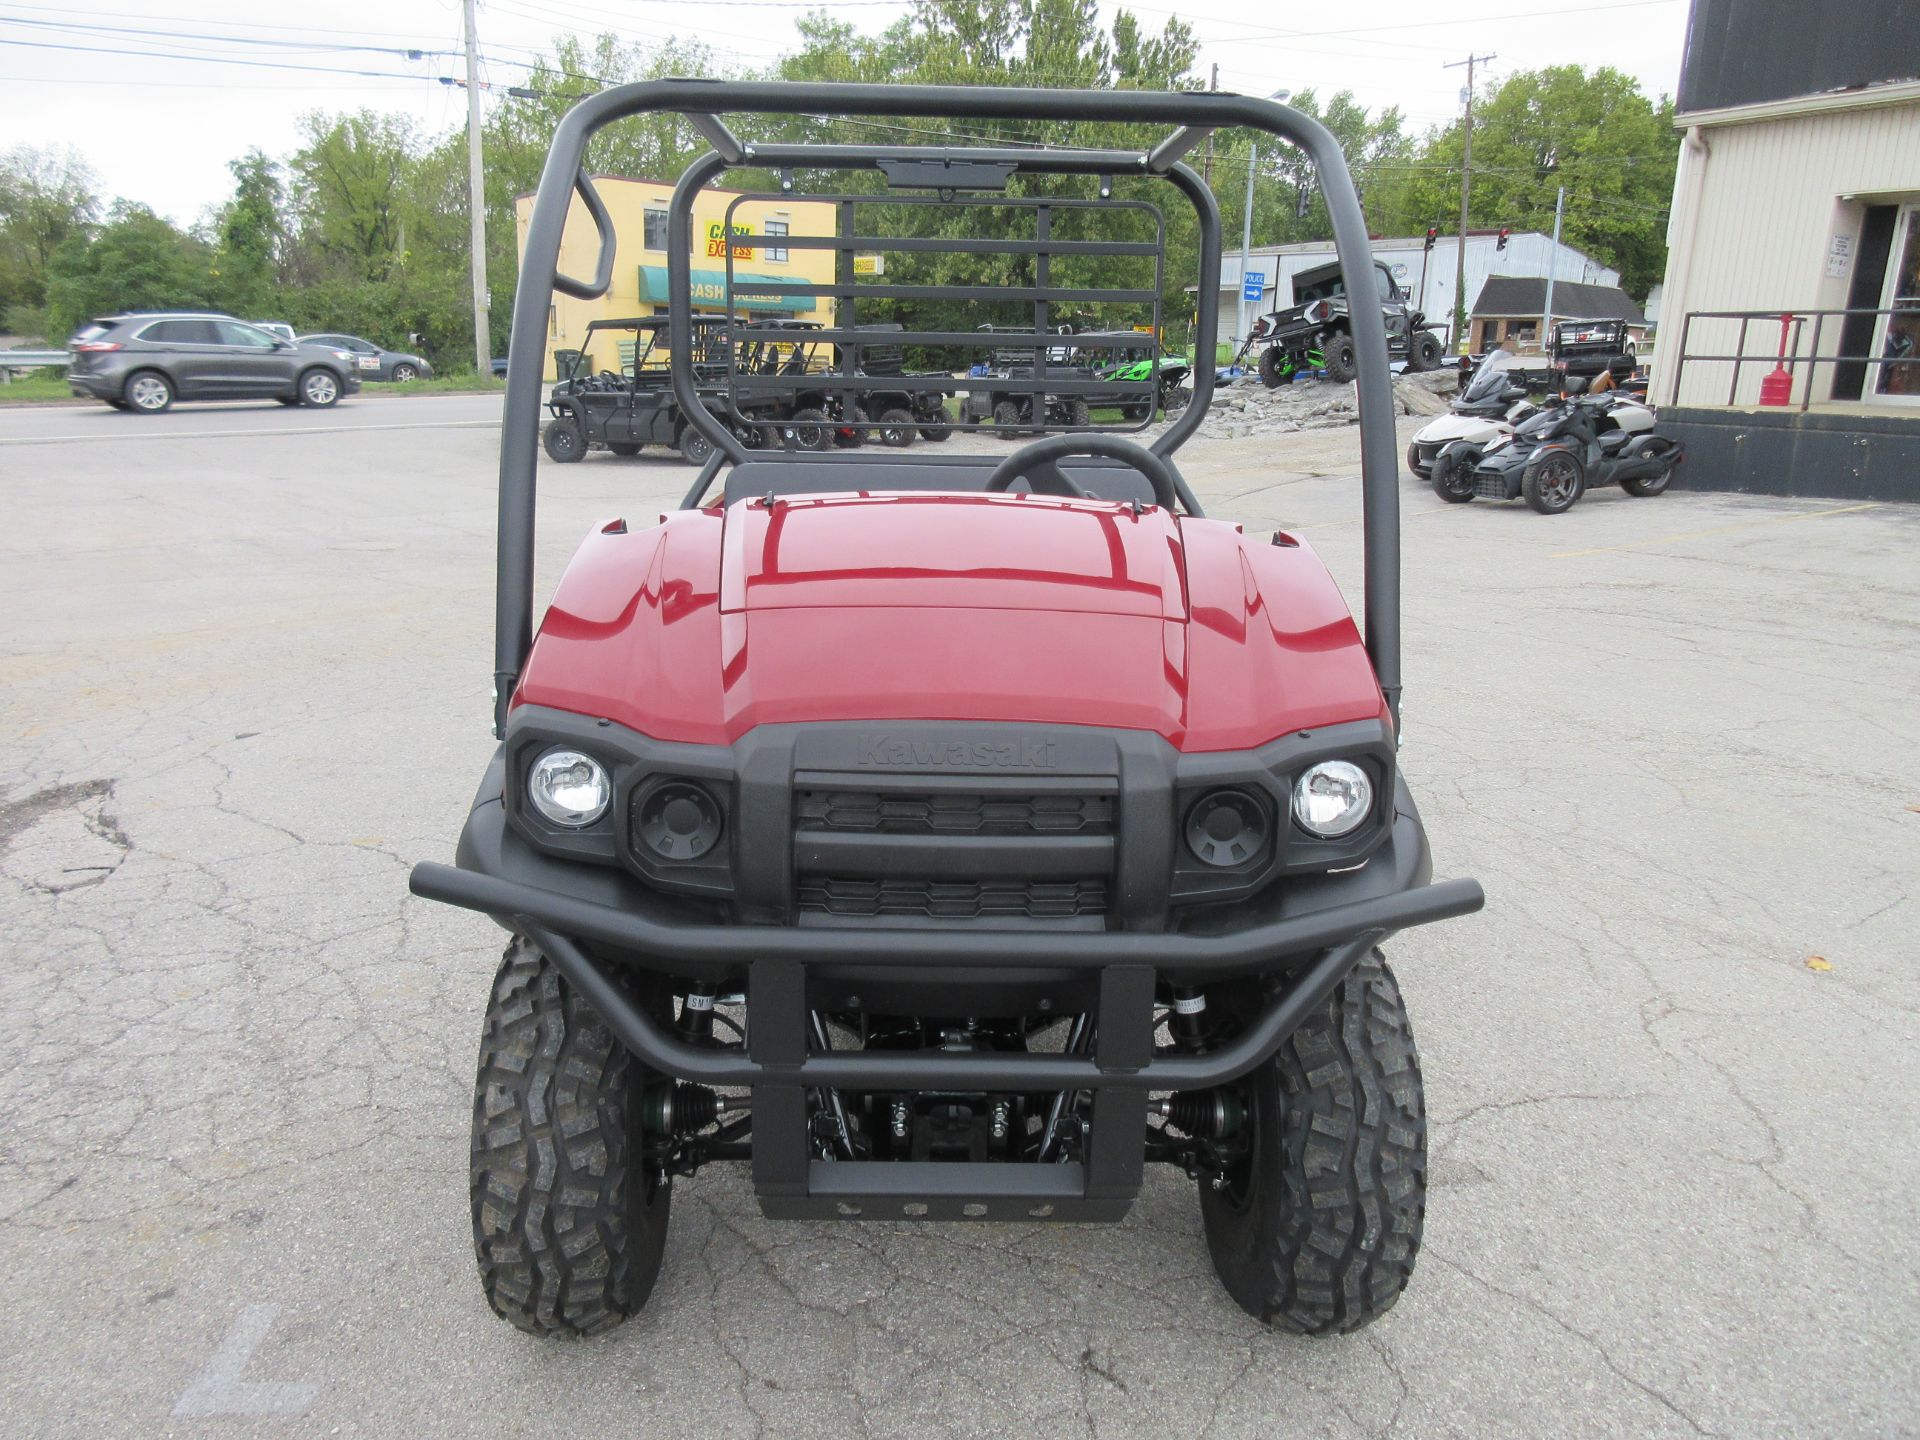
[0, 35, 450, 79]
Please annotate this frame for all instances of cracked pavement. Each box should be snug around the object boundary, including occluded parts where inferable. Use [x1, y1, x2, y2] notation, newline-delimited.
[1, 393, 1915, 1436]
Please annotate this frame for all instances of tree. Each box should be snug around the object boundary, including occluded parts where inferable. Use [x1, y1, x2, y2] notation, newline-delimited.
[211, 150, 285, 316]
[43, 203, 215, 338]
[1374, 66, 1679, 299]
[0, 146, 99, 333]
[287, 111, 425, 282]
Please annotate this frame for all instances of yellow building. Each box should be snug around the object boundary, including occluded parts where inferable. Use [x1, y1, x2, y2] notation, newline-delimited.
[514, 177, 837, 380]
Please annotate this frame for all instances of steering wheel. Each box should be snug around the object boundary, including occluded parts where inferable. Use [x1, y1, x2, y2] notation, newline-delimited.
[983, 433, 1193, 514]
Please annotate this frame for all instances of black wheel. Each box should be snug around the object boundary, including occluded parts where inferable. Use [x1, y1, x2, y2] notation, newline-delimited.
[1258, 348, 1292, 388]
[1199, 949, 1425, 1334]
[1163, 384, 1192, 413]
[992, 399, 1027, 436]
[298, 367, 341, 407]
[391, 362, 420, 383]
[677, 425, 715, 466]
[1405, 440, 1423, 478]
[918, 421, 953, 442]
[543, 416, 584, 463]
[1122, 401, 1151, 421]
[1410, 332, 1443, 372]
[123, 369, 174, 414]
[783, 408, 829, 451]
[877, 407, 916, 448]
[471, 940, 671, 1337]
[607, 442, 642, 457]
[1430, 449, 1477, 503]
[1522, 451, 1585, 514]
[1321, 333, 1358, 383]
[1067, 398, 1092, 429]
[1621, 445, 1676, 497]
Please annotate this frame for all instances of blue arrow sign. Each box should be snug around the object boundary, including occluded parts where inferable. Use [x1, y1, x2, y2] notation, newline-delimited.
[1242, 272, 1266, 302]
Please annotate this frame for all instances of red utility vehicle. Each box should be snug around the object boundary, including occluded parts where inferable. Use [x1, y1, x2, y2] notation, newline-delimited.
[411, 80, 1484, 1338]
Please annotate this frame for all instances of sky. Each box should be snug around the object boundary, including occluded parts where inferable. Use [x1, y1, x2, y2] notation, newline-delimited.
[0, 0, 1692, 225]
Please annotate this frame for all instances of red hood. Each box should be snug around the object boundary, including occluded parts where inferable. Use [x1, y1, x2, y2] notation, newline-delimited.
[514, 493, 1384, 752]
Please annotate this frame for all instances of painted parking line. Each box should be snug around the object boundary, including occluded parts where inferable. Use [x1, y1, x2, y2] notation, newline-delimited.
[0, 418, 499, 446]
[172, 1303, 318, 1417]
[1550, 502, 1882, 559]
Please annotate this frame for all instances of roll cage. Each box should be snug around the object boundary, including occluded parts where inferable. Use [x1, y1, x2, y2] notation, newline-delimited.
[499, 81, 1403, 736]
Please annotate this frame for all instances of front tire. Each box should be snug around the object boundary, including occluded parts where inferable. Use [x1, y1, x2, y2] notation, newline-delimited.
[877, 407, 916, 448]
[391, 362, 419, 383]
[1200, 949, 1425, 1334]
[543, 415, 584, 463]
[1258, 348, 1292, 388]
[677, 425, 715, 466]
[298, 367, 341, 407]
[471, 941, 671, 1337]
[1410, 332, 1443, 372]
[783, 408, 829, 452]
[1523, 451, 1585, 514]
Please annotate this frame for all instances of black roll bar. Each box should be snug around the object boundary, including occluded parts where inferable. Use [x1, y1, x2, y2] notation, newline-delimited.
[499, 81, 1400, 737]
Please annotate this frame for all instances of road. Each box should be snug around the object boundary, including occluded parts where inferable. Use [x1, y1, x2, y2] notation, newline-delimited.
[1, 392, 1915, 1437]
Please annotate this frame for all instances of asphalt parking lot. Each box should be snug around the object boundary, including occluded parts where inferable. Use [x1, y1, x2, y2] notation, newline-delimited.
[2, 391, 1915, 1437]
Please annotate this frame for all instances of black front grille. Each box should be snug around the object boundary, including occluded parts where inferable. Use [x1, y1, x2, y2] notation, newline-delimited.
[1473, 470, 1509, 499]
[795, 789, 1114, 836]
[796, 875, 1109, 920]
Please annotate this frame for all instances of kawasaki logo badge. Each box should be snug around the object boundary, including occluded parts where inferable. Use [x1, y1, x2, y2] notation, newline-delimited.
[856, 735, 1057, 769]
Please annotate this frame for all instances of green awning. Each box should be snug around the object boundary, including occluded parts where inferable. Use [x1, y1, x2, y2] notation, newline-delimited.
[637, 265, 818, 313]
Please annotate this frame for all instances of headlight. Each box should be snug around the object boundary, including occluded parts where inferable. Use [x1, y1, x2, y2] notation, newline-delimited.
[1291, 760, 1373, 838]
[528, 749, 610, 827]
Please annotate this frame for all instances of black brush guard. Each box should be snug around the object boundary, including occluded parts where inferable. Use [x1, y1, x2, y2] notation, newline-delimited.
[427, 79, 1480, 1220]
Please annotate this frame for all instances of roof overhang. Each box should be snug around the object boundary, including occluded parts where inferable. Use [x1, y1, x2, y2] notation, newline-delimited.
[1676, 77, 1920, 128]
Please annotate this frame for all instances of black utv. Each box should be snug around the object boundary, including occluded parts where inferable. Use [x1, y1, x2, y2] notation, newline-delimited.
[543, 315, 766, 465]
[1251, 259, 1445, 386]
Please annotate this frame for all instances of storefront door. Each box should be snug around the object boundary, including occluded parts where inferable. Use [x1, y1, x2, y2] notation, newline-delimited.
[1871, 203, 1920, 403]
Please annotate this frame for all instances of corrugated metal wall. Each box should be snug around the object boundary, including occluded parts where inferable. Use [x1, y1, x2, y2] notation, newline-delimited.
[1658, 101, 1920, 407]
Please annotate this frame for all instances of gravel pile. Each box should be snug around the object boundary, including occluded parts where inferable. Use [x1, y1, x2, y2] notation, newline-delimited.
[1162, 366, 1460, 441]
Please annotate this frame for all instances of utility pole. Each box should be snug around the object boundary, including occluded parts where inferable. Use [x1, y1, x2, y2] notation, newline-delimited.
[1239, 141, 1257, 344]
[1201, 64, 1219, 186]
[462, 0, 490, 377]
[1540, 184, 1566, 356]
[1442, 52, 1494, 353]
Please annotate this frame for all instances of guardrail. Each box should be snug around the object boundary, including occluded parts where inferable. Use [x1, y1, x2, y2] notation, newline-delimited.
[1671, 307, 1919, 411]
[0, 349, 70, 381]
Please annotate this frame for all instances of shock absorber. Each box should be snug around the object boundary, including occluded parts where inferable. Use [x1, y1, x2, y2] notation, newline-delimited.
[1169, 986, 1212, 1051]
[677, 983, 717, 1045]
[1155, 1090, 1244, 1139]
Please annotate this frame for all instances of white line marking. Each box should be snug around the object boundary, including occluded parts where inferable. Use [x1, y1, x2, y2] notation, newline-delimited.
[172, 1303, 318, 1417]
[0, 419, 499, 446]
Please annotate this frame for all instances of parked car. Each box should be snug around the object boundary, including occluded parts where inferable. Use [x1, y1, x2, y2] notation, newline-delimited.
[66, 313, 361, 413]
[297, 332, 435, 383]
[249, 321, 297, 343]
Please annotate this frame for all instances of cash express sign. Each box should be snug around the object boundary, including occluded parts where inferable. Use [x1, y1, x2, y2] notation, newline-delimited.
[706, 220, 755, 261]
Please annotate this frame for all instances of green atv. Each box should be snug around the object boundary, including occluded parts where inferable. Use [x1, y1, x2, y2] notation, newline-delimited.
[1083, 334, 1193, 419]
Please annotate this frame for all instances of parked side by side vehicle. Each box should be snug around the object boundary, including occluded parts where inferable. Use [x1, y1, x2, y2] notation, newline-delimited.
[67, 313, 361, 413]
[1549, 318, 1637, 382]
[542, 315, 768, 464]
[1250, 259, 1445, 386]
[298, 333, 435, 383]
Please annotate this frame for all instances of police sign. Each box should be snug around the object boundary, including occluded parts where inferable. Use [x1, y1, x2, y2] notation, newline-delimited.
[1242, 271, 1265, 303]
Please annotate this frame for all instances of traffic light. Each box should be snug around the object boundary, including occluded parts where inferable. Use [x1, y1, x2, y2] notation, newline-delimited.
[1423, 227, 1438, 252]
[1497, 228, 1510, 251]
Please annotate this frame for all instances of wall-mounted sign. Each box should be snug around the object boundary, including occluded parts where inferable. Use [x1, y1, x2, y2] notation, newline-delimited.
[706, 220, 754, 261]
[853, 254, 885, 276]
[1825, 232, 1854, 280]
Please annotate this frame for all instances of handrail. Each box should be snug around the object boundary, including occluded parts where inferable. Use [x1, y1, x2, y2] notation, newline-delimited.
[1668, 305, 1919, 412]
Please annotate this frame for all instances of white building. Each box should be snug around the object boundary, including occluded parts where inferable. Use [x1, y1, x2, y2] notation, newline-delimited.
[1204, 232, 1619, 350]
[1648, 0, 1918, 499]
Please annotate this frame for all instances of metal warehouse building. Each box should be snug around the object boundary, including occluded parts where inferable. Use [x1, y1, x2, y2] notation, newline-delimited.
[1650, 0, 1919, 499]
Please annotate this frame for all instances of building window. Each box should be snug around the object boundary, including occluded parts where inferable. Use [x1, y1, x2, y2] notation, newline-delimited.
[548, 304, 559, 338]
[643, 207, 670, 251]
[764, 219, 788, 263]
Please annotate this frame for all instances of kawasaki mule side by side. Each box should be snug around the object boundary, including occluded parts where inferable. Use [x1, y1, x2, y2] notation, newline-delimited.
[408, 79, 1484, 1339]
